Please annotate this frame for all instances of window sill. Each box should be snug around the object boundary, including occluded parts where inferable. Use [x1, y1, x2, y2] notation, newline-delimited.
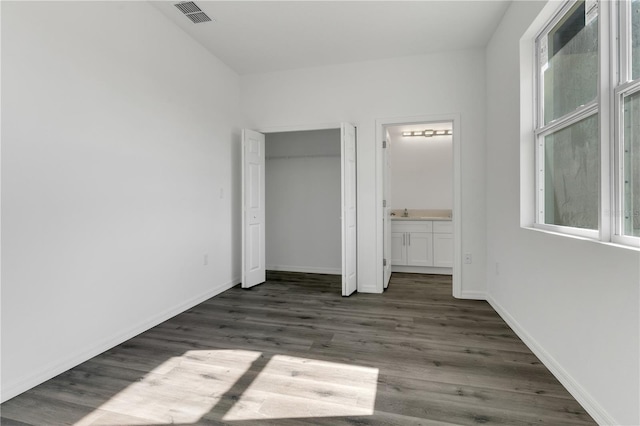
[522, 225, 640, 252]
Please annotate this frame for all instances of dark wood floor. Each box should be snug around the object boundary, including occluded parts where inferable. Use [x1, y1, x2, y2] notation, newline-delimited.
[1, 272, 595, 425]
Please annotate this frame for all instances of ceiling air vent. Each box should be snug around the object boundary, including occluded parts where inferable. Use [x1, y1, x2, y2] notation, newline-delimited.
[174, 1, 212, 24]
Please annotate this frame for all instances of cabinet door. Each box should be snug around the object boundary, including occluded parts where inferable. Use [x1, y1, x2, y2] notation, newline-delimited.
[406, 232, 433, 266]
[433, 233, 454, 267]
[390, 232, 406, 265]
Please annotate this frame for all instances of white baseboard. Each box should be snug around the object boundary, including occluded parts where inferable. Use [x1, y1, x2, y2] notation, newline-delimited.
[487, 295, 618, 426]
[0, 277, 240, 403]
[266, 264, 341, 275]
[391, 265, 453, 275]
[458, 290, 486, 300]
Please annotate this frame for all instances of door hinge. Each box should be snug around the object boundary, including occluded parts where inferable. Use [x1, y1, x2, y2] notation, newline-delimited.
[383, 199, 387, 207]
[382, 140, 387, 148]
[383, 258, 387, 267]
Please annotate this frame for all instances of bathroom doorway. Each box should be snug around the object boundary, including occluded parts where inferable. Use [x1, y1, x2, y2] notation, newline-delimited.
[377, 115, 461, 296]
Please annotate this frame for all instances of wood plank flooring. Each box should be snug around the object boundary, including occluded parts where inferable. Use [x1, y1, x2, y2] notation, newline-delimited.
[0, 272, 596, 425]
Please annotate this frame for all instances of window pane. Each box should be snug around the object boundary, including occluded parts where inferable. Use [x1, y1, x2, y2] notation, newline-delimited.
[543, 0, 598, 124]
[544, 114, 599, 229]
[633, 0, 640, 79]
[623, 91, 640, 236]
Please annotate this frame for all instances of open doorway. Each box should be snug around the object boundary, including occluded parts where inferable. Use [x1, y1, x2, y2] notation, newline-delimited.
[264, 129, 341, 275]
[241, 124, 357, 296]
[377, 115, 461, 296]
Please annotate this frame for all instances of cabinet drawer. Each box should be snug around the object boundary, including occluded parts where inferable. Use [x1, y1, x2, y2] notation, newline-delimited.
[391, 221, 432, 233]
[433, 221, 453, 234]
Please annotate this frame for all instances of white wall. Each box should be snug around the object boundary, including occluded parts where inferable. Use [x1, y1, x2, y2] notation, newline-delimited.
[485, 2, 640, 424]
[1, 1, 242, 402]
[388, 136, 453, 210]
[241, 50, 487, 295]
[265, 130, 341, 274]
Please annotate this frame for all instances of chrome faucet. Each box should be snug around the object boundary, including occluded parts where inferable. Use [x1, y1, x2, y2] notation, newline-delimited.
[403, 208, 409, 217]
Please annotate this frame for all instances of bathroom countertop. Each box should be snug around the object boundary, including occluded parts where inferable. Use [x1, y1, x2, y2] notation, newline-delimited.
[391, 216, 451, 221]
[390, 209, 452, 221]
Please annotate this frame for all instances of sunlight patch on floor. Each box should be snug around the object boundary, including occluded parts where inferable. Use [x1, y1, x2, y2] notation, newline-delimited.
[223, 354, 379, 421]
[75, 349, 261, 425]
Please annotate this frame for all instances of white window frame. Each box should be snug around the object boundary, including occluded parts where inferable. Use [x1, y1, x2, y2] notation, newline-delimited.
[613, 0, 640, 246]
[533, 0, 640, 248]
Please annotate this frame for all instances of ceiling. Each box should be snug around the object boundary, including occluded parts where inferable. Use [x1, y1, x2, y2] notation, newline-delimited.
[152, 1, 511, 75]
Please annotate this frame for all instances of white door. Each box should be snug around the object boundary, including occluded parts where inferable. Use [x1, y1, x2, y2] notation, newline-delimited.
[341, 123, 357, 296]
[382, 131, 392, 288]
[241, 129, 266, 289]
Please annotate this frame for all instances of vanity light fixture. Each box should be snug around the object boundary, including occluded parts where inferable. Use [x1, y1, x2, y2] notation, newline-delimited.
[402, 129, 452, 138]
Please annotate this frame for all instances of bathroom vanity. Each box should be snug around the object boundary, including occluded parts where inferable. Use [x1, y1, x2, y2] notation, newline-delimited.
[390, 210, 453, 275]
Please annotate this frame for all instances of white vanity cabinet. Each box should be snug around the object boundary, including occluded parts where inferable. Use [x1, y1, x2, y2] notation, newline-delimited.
[391, 221, 433, 267]
[433, 221, 454, 268]
[391, 219, 453, 274]
[390, 232, 407, 265]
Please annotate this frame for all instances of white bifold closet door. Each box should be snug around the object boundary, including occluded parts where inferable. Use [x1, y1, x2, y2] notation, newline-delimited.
[341, 123, 357, 296]
[241, 129, 266, 289]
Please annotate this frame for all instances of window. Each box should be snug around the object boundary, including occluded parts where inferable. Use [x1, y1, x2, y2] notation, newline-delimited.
[543, 115, 599, 230]
[622, 90, 640, 237]
[631, 0, 640, 79]
[541, 1, 599, 125]
[618, 0, 640, 241]
[534, 0, 640, 246]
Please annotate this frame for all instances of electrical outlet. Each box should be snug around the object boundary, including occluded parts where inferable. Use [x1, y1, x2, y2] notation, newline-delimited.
[204, 253, 209, 266]
[464, 253, 472, 264]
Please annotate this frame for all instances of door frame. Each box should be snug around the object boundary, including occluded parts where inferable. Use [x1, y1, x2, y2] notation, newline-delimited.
[255, 122, 358, 294]
[257, 122, 345, 134]
[375, 114, 462, 297]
